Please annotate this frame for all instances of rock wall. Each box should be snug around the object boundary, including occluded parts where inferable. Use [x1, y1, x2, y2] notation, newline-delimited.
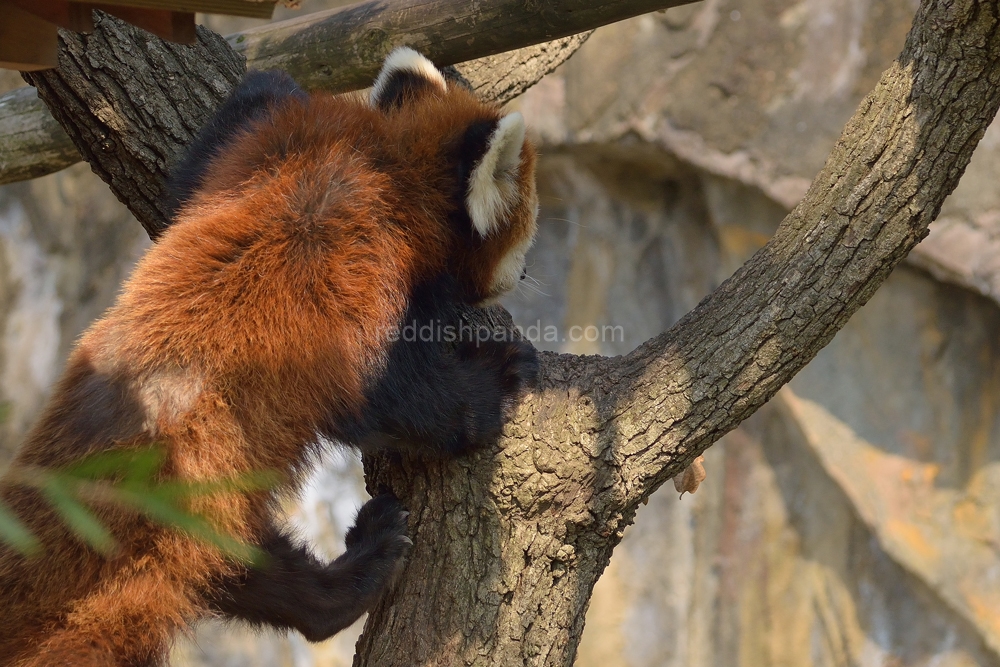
[3, 0, 1000, 664]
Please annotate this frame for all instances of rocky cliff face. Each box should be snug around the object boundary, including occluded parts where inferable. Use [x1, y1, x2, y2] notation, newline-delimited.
[3, 0, 1000, 664]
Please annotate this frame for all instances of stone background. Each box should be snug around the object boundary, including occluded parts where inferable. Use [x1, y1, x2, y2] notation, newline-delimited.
[3, 0, 1000, 664]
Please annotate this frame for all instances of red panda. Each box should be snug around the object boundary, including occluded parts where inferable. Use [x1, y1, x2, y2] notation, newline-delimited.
[0, 47, 539, 665]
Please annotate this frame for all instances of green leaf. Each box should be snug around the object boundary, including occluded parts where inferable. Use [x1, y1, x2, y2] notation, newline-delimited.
[7, 448, 279, 563]
[65, 446, 166, 482]
[0, 502, 41, 555]
[41, 480, 116, 554]
[159, 469, 282, 499]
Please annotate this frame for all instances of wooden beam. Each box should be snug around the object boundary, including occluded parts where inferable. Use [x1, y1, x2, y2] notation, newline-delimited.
[230, 0, 698, 92]
[4, 0, 247, 43]
[6, 0, 95, 32]
[94, 0, 273, 19]
[0, 1, 60, 70]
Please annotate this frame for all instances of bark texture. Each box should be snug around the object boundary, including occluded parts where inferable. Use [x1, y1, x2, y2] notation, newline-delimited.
[19, 0, 1000, 665]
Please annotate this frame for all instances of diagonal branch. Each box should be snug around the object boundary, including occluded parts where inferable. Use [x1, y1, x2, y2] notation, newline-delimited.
[610, 0, 1000, 503]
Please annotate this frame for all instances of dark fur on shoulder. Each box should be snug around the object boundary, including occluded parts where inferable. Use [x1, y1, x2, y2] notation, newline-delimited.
[166, 70, 308, 219]
[0, 46, 538, 666]
[331, 274, 537, 456]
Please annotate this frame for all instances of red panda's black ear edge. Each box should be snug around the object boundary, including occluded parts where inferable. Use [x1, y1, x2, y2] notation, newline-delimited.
[370, 47, 448, 112]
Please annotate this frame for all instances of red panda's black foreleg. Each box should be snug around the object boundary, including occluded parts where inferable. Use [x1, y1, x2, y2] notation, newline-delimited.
[210, 494, 410, 641]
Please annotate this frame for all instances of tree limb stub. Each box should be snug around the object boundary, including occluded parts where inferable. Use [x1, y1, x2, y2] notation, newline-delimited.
[0, 86, 78, 184]
[357, 1, 1000, 664]
[1, 0, 696, 187]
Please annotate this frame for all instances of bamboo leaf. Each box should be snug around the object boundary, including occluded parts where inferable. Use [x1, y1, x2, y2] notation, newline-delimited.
[42, 480, 116, 553]
[65, 446, 165, 481]
[159, 470, 281, 499]
[113, 489, 261, 563]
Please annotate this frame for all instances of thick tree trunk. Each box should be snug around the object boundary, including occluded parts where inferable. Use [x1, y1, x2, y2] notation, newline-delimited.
[17, 0, 1000, 666]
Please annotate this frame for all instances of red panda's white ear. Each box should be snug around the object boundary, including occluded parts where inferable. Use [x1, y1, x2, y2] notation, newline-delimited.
[467, 112, 527, 237]
[370, 47, 447, 111]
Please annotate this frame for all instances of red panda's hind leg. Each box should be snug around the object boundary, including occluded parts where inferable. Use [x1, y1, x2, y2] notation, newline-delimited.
[211, 494, 410, 641]
[12, 557, 200, 667]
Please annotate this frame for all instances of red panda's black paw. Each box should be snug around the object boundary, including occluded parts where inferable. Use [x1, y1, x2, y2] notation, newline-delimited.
[460, 338, 539, 401]
[498, 339, 539, 399]
[343, 493, 412, 562]
[335, 494, 411, 602]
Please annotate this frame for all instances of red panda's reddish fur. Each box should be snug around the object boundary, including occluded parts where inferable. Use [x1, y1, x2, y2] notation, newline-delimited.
[0, 53, 538, 665]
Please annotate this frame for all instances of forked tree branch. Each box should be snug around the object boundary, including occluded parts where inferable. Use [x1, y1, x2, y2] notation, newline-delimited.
[16, 0, 1000, 665]
[580, 0, 1000, 502]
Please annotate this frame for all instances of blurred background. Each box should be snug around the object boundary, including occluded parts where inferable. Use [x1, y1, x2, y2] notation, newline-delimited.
[4, 0, 1000, 664]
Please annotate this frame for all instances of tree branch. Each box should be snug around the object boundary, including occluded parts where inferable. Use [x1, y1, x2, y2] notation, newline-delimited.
[0, 86, 78, 184]
[0, 0, 694, 187]
[611, 0, 1000, 501]
[227, 0, 692, 91]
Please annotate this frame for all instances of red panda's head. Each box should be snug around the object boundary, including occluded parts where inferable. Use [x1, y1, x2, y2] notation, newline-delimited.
[370, 48, 539, 306]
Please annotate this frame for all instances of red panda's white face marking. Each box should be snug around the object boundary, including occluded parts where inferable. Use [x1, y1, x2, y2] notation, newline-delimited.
[480, 229, 535, 305]
[467, 111, 538, 302]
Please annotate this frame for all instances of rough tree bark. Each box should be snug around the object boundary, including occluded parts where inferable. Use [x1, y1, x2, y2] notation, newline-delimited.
[17, 0, 1000, 665]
